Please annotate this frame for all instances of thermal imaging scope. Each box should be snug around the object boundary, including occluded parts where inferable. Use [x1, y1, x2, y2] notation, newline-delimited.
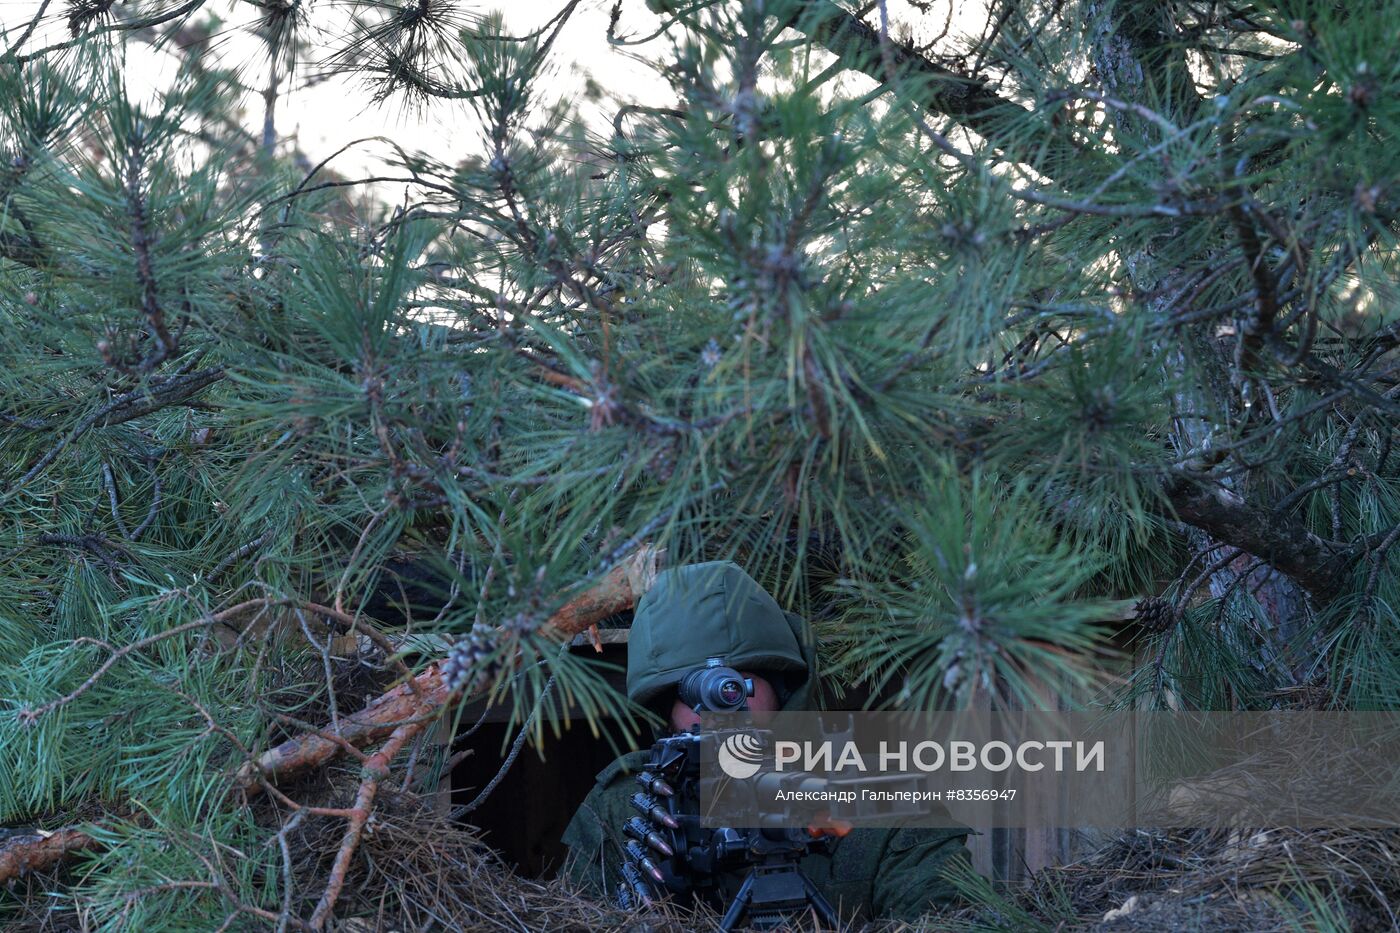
[677, 657, 753, 712]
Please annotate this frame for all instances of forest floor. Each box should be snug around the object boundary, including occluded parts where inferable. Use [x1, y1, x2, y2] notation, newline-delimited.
[6, 820, 1397, 930]
[5, 760, 1397, 931]
[941, 826, 1400, 932]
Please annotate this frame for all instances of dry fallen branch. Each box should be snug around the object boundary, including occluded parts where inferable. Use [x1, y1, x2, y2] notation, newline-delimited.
[237, 546, 661, 793]
[0, 547, 662, 889]
[308, 718, 428, 929]
[0, 828, 100, 884]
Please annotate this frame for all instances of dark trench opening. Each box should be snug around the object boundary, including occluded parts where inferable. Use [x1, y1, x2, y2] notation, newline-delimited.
[447, 637, 632, 878]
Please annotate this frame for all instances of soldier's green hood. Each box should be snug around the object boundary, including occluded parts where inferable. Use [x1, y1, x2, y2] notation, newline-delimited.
[626, 561, 814, 712]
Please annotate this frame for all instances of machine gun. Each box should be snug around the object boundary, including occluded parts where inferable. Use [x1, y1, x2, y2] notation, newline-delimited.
[616, 659, 922, 931]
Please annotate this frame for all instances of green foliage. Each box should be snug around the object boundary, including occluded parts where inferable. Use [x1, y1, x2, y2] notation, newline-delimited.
[827, 468, 1128, 709]
[939, 855, 1075, 932]
[1277, 878, 1355, 933]
[1123, 588, 1296, 711]
[2, 0, 1400, 926]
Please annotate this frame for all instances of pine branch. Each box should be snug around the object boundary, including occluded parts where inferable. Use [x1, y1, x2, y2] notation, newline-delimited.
[9, 367, 224, 490]
[236, 547, 659, 791]
[783, 0, 1082, 177]
[123, 130, 178, 371]
[1163, 476, 1354, 601]
[0, 827, 99, 884]
[0, 228, 49, 269]
[8, 0, 207, 64]
[34, 533, 128, 575]
[0, 549, 657, 887]
[789, 1, 1020, 125]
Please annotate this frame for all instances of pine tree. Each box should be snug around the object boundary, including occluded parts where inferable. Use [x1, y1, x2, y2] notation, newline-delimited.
[2, 0, 1398, 927]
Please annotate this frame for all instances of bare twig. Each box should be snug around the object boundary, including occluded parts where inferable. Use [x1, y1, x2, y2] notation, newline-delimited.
[238, 549, 659, 791]
[206, 531, 273, 584]
[130, 463, 163, 540]
[273, 811, 304, 933]
[102, 461, 133, 539]
[308, 718, 425, 929]
[9, 368, 225, 491]
[297, 607, 342, 737]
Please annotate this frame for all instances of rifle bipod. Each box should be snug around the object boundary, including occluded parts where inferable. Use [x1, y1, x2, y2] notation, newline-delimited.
[718, 860, 841, 932]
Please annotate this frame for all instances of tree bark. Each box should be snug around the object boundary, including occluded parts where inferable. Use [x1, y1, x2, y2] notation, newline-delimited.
[1162, 478, 1353, 601]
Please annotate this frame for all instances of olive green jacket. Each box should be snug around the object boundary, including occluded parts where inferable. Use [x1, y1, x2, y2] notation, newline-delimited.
[559, 562, 971, 923]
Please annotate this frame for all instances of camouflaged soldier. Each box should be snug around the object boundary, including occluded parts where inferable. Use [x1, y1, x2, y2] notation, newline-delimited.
[561, 561, 971, 923]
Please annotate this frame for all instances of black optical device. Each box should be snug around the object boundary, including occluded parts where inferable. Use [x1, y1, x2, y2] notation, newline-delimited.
[620, 662, 932, 930]
[677, 657, 752, 712]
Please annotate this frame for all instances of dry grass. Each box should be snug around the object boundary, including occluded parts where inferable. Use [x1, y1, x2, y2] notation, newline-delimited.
[8, 753, 1398, 932]
[8, 822, 1397, 931]
[298, 797, 674, 932]
[943, 827, 1400, 932]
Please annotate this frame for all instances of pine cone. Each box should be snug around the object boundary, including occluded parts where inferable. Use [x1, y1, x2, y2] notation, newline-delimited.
[442, 624, 500, 694]
[1133, 597, 1177, 633]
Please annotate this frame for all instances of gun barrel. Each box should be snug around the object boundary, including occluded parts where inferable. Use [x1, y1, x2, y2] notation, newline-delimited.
[751, 770, 829, 798]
